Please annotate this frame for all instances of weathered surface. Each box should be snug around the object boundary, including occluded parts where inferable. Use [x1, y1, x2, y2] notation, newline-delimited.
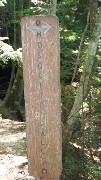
[21, 16, 62, 179]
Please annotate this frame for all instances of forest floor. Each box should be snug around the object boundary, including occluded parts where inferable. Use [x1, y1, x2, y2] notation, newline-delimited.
[0, 115, 35, 180]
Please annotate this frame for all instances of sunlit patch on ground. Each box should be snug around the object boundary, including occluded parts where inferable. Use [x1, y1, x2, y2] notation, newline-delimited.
[0, 116, 35, 179]
[0, 131, 26, 142]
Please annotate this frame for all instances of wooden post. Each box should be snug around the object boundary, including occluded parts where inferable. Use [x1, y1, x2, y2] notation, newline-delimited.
[21, 16, 62, 179]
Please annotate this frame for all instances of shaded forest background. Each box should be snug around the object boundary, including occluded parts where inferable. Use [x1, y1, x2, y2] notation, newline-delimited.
[0, 0, 101, 179]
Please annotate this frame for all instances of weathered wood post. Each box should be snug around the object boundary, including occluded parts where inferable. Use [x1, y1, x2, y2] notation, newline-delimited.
[21, 16, 62, 179]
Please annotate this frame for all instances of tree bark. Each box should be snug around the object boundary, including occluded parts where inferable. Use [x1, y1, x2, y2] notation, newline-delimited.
[4, 59, 23, 107]
[89, 0, 98, 31]
[67, 7, 101, 133]
[14, 0, 16, 50]
[51, 0, 57, 15]
[4, 61, 16, 106]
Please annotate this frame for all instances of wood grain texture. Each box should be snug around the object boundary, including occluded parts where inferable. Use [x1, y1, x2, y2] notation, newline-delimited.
[21, 16, 62, 179]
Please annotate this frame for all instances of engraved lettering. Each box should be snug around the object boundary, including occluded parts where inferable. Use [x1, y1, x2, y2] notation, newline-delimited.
[38, 63, 42, 69]
[39, 82, 42, 89]
[41, 139, 45, 145]
[41, 146, 45, 154]
[37, 31, 41, 38]
[41, 131, 46, 145]
[38, 42, 42, 48]
[41, 157, 47, 164]
[40, 122, 45, 128]
[41, 131, 46, 136]
[35, 112, 40, 119]
[42, 168, 47, 174]
[38, 51, 42, 58]
[36, 23, 48, 177]
[39, 73, 42, 79]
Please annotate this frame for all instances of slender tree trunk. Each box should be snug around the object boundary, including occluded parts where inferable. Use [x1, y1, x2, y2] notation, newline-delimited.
[20, 0, 23, 17]
[14, 0, 16, 50]
[4, 59, 23, 108]
[67, 6, 101, 133]
[89, 0, 98, 31]
[71, 11, 90, 83]
[51, 0, 57, 15]
[4, 61, 16, 106]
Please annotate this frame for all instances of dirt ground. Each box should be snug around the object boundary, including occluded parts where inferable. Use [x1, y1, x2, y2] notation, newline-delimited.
[0, 115, 35, 180]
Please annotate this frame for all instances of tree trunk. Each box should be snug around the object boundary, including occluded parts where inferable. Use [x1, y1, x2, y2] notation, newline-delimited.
[89, 0, 98, 31]
[14, 0, 16, 50]
[67, 6, 101, 134]
[51, 0, 57, 15]
[4, 61, 16, 106]
[4, 59, 23, 120]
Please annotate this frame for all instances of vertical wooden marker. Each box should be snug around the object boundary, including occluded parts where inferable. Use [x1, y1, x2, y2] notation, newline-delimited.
[21, 16, 62, 179]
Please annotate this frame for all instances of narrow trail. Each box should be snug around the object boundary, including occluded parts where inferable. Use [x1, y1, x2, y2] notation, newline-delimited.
[0, 116, 35, 180]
